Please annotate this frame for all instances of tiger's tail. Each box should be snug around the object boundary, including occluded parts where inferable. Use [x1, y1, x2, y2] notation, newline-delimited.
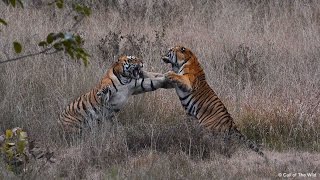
[229, 128, 265, 157]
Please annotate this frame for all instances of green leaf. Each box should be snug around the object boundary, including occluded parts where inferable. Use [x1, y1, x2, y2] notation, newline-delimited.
[79, 48, 90, 56]
[18, 131, 27, 141]
[75, 48, 90, 66]
[83, 7, 91, 16]
[56, 32, 64, 39]
[46, 33, 55, 44]
[6, 164, 13, 172]
[73, 4, 91, 17]
[74, 35, 82, 44]
[9, 0, 16, 7]
[16, 0, 23, 8]
[75, 52, 81, 59]
[6, 0, 23, 8]
[82, 57, 88, 67]
[5, 129, 13, 139]
[74, 4, 82, 13]
[17, 141, 26, 154]
[38, 41, 48, 47]
[53, 42, 63, 51]
[56, 0, 64, 9]
[66, 48, 75, 59]
[0, 18, 7, 26]
[13, 41, 22, 53]
[62, 39, 72, 49]
[56, 2, 63, 9]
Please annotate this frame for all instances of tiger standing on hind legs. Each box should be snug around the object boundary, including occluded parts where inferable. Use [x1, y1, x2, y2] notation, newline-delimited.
[162, 45, 266, 159]
[59, 55, 173, 139]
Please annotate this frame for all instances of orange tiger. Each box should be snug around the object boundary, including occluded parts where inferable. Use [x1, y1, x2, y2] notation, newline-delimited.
[59, 55, 172, 134]
[162, 45, 264, 156]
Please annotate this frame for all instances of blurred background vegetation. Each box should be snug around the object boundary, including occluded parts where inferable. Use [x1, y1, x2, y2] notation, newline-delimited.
[0, 0, 319, 179]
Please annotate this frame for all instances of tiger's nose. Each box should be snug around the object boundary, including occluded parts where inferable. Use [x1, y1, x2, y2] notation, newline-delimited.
[163, 48, 171, 57]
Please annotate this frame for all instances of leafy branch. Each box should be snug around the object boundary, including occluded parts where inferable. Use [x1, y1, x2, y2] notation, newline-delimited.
[0, 0, 24, 30]
[0, 32, 90, 66]
[0, 0, 91, 66]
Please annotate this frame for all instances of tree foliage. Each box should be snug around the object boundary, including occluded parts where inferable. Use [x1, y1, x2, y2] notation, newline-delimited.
[0, 0, 92, 175]
[0, 127, 55, 176]
[0, 0, 92, 66]
[0, 127, 28, 175]
[2, 0, 24, 8]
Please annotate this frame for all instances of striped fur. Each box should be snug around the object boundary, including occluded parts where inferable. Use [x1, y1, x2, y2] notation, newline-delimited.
[59, 55, 172, 134]
[59, 86, 112, 134]
[162, 46, 264, 156]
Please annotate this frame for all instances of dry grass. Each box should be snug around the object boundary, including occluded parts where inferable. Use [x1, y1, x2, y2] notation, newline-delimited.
[1, 0, 320, 179]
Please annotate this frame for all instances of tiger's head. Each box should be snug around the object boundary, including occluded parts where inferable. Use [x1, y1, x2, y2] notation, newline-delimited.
[162, 45, 195, 72]
[115, 55, 144, 79]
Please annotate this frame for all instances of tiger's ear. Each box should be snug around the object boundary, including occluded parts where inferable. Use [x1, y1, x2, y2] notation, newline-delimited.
[118, 55, 126, 62]
[181, 47, 186, 52]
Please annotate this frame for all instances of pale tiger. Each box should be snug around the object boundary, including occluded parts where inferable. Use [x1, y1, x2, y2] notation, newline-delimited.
[59, 55, 172, 134]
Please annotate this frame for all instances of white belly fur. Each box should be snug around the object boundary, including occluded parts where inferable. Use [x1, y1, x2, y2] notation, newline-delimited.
[109, 86, 130, 110]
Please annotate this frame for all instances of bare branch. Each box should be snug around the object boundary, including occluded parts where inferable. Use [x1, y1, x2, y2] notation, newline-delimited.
[0, 48, 54, 65]
[0, 4, 88, 65]
[69, 15, 85, 31]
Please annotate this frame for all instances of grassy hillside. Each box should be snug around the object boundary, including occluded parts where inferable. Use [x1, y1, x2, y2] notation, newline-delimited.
[1, 0, 319, 179]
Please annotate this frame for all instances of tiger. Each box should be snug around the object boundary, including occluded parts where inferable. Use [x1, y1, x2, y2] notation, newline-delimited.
[59, 55, 172, 134]
[162, 45, 264, 157]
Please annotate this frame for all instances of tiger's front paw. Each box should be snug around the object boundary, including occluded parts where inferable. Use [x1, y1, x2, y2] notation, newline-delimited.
[97, 85, 111, 98]
[164, 71, 177, 82]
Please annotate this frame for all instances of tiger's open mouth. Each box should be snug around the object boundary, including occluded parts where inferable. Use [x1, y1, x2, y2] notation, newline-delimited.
[162, 56, 170, 64]
[132, 66, 143, 79]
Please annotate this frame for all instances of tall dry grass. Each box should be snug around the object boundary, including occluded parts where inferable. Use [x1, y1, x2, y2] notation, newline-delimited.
[1, 0, 320, 178]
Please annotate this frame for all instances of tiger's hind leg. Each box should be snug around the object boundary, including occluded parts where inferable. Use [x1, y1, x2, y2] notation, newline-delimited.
[201, 130, 234, 158]
[222, 133, 233, 158]
[229, 128, 265, 157]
